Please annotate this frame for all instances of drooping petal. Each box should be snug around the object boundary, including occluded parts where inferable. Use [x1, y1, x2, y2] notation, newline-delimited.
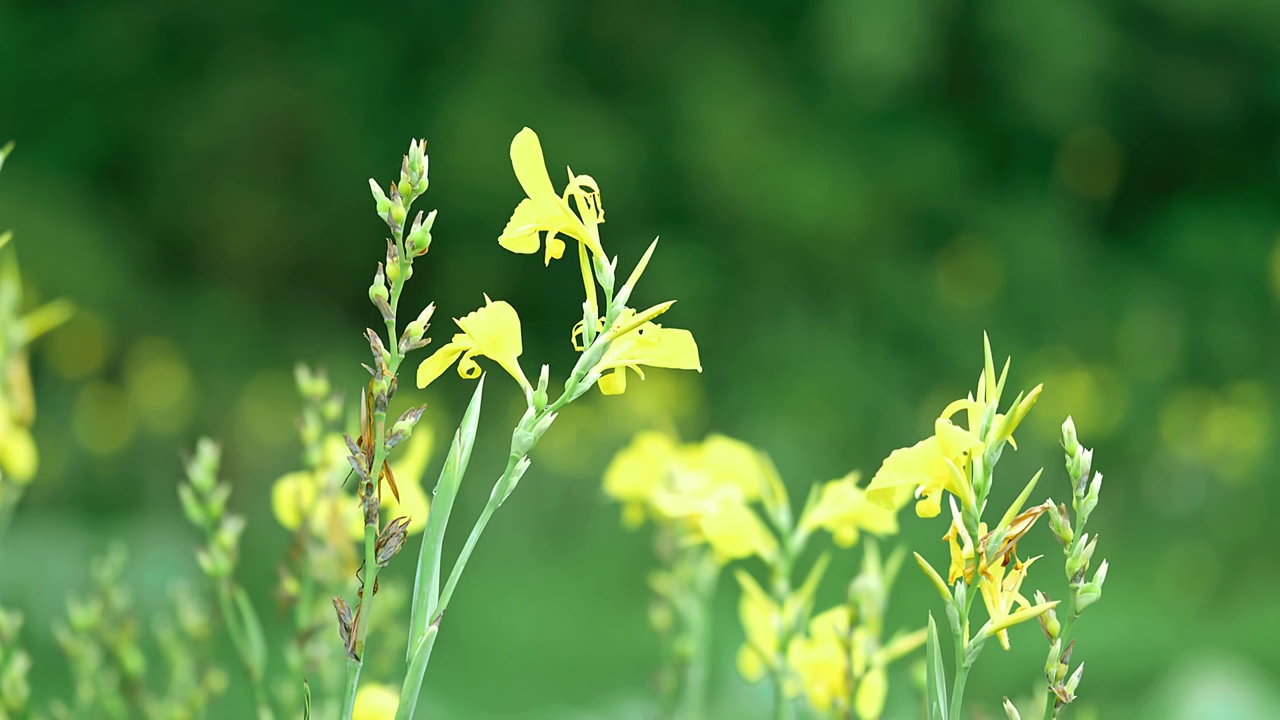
[595, 322, 701, 396]
[416, 341, 466, 388]
[497, 198, 545, 255]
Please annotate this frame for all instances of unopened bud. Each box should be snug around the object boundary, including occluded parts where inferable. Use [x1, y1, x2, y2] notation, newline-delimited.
[532, 365, 550, 411]
[1002, 697, 1022, 720]
[406, 209, 436, 256]
[1061, 416, 1079, 457]
[1035, 592, 1060, 640]
[1045, 638, 1062, 681]
[369, 179, 391, 215]
[1048, 503, 1073, 546]
[1065, 662, 1085, 696]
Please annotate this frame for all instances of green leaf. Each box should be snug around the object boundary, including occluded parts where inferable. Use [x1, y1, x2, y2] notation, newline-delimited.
[303, 679, 312, 720]
[926, 613, 949, 720]
[233, 586, 267, 681]
[407, 376, 484, 658]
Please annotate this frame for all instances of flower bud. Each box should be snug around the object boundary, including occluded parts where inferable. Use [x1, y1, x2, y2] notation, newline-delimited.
[1044, 638, 1062, 681]
[369, 179, 391, 215]
[1064, 662, 1085, 696]
[1061, 416, 1079, 457]
[406, 209, 436, 256]
[1048, 503, 1073, 546]
[532, 364, 550, 411]
[1002, 697, 1022, 720]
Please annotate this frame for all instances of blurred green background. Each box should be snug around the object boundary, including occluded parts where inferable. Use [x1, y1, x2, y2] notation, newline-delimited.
[2, 0, 1279, 717]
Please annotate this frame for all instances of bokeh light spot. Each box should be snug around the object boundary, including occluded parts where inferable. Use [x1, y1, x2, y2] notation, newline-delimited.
[123, 336, 195, 436]
[72, 382, 136, 456]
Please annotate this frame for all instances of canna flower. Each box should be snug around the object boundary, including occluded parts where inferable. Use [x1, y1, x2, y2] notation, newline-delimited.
[799, 472, 902, 547]
[786, 605, 924, 718]
[735, 570, 797, 686]
[601, 430, 679, 527]
[416, 296, 530, 392]
[352, 682, 399, 720]
[866, 407, 983, 518]
[979, 554, 1041, 650]
[678, 487, 778, 563]
[498, 127, 605, 264]
[593, 313, 701, 395]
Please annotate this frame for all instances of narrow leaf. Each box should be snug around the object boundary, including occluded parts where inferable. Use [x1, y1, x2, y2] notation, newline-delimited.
[926, 613, 950, 720]
[408, 376, 484, 657]
[233, 586, 267, 680]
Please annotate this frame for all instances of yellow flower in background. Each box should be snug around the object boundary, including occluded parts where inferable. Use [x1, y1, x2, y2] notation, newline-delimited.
[800, 472, 902, 547]
[352, 682, 399, 720]
[498, 127, 605, 264]
[0, 422, 36, 484]
[594, 314, 701, 395]
[603, 431, 778, 563]
[602, 430, 679, 527]
[979, 554, 1040, 650]
[379, 429, 434, 532]
[866, 410, 983, 518]
[684, 487, 778, 563]
[416, 296, 530, 391]
[735, 569, 792, 685]
[271, 431, 433, 540]
[787, 606, 853, 713]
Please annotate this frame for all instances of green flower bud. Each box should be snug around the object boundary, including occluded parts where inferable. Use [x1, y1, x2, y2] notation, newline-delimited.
[1061, 416, 1079, 457]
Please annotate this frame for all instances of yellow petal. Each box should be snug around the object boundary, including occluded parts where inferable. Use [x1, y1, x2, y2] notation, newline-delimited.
[497, 199, 544, 255]
[416, 342, 465, 388]
[455, 298, 529, 389]
[597, 366, 627, 395]
[352, 682, 399, 720]
[510, 128, 560, 207]
[271, 471, 318, 531]
[602, 431, 678, 506]
[855, 667, 888, 720]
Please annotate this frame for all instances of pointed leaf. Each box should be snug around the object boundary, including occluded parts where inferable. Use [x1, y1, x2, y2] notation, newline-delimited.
[408, 376, 484, 657]
[926, 613, 950, 720]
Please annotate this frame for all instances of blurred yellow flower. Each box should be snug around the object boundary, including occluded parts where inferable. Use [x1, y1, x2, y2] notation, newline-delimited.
[601, 430, 679, 527]
[498, 127, 605, 263]
[735, 569, 792, 685]
[271, 431, 433, 540]
[800, 472, 901, 547]
[416, 296, 530, 391]
[352, 682, 399, 720]
[0, 422, 36, 484]
[594, 314, 701, 395]
[786, 606, 852, 713]
[603, 431, 776, 562]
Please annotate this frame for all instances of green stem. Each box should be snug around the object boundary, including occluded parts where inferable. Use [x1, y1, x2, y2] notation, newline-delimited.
[946, 577, 982, 720]
[674, 553, 717, 720]
[216, 588, 275, 720]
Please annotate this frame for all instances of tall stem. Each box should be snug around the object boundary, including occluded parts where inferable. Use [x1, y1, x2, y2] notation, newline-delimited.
[674, 552, 717, 720]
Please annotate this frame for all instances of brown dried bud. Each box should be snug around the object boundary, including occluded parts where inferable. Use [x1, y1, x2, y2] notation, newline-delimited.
[375, 516, 412, 567]
[332, 596, 358, 661]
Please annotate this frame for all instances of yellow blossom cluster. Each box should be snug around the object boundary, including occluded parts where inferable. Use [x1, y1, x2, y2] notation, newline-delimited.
[416, 128, 700, 397]
[603, 431, 778, 563]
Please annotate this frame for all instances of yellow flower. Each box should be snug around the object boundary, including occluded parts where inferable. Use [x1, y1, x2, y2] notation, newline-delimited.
[866, 408, 983, 518]
[979, 555, 1040, 650]
[271, 470, 319, 532]
[594, 314, 701, 395]
[352, 682, 399, 720]
[0, 418, 37, 484]
[688, 488, 778, 563]
[498, 127, 605, 264]
[800, 472, 901, 547]
[787, 606, 852, 712]
[601, 430, 680, 527]
[379, 430, 433, 533]
[416, 296, 530, 391]
[735, 569, 791, 685]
